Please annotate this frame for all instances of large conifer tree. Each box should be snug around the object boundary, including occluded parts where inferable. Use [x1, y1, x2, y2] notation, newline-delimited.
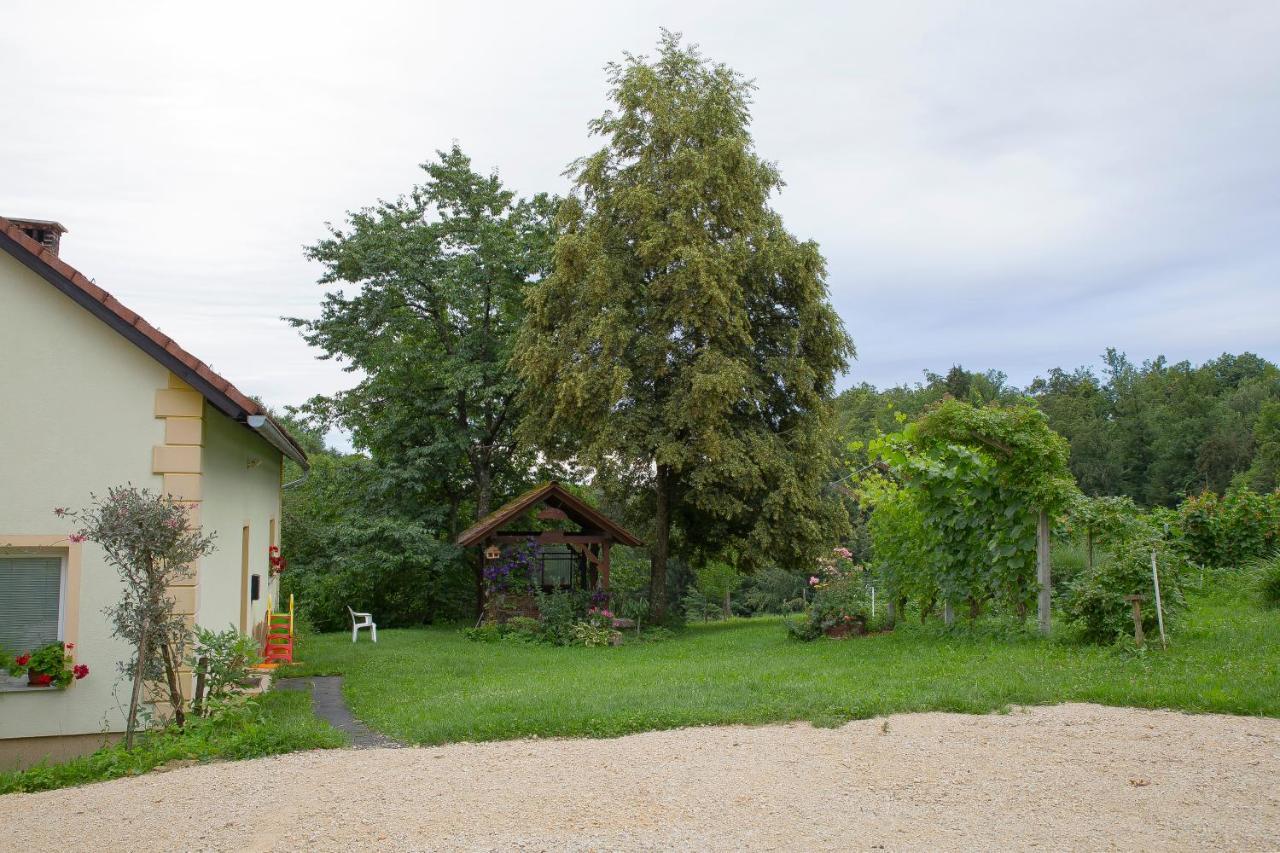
[515, 32, 853, 619]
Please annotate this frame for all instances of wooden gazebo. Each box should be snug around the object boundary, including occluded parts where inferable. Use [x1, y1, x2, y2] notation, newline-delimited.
[456, 482, 642, 597]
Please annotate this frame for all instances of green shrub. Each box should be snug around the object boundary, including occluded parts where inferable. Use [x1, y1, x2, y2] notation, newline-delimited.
[784, 614, 824, 641]
[503, 616, 543, 641]
[188, 625, 262, 719]
[568, 620, 617, 647]
[682, 587, 721, 622]
[1254, 552, 1280, 609]
[787, 551, 885, 640]
[461, 624, 501, 642]
[1178, 489, 1280, 568]
[535, 590, 587, 645]
[741, 566, 807, 614]
[1064, 543, 1185, 644]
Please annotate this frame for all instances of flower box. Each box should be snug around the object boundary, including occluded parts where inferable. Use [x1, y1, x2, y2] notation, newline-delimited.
[0, 672, 30, 691]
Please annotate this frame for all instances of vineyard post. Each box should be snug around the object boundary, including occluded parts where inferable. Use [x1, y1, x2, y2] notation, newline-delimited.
[1151, 549, 1167, 649]
[1126, 594, 1145, 647]
[1037, 510, 1052, 634]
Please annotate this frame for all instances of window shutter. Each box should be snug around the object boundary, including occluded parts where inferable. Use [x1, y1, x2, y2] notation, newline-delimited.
[0, 557, 63, 652]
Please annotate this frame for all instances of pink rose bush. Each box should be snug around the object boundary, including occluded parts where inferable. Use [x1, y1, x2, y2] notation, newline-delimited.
[786, 546, 880, 641]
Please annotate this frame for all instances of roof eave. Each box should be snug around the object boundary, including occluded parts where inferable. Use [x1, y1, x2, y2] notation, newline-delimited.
[246, 415, 310, 469]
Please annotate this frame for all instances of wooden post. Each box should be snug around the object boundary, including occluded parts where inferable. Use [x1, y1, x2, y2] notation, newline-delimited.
[1150, 550, 1167, 650]
[1037, 509, 1052, 635]
[943, 600, 954, 626]
[600, 540, 611, 592]
[1125, 594, 1145, 647]
[192, 654, 208, 718]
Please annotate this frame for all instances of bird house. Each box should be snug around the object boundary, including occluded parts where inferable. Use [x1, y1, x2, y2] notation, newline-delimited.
[484, 544, 501, 561]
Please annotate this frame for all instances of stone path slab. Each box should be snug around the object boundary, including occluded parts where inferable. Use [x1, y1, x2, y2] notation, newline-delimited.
[276, 675, 400, 749]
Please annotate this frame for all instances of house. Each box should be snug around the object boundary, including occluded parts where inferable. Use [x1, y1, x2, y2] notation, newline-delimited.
[0, 216, 308, 769]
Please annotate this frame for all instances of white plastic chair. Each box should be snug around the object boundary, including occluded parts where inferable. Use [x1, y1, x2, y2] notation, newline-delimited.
[348, 606, 377, 643]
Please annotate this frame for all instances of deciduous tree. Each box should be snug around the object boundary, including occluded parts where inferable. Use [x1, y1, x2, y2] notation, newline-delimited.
[290, 146, 556, 611]
[515, 32, 853, 620]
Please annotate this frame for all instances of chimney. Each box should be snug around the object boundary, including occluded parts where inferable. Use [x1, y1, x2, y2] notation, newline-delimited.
[8, 218, 67, 256]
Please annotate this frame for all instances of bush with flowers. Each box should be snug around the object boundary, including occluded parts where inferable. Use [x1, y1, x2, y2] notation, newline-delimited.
[481, 539, 543, 625]
[569, 606, 621, 647]
[786, 547, 881, 641]
[6, 641, 89, 688]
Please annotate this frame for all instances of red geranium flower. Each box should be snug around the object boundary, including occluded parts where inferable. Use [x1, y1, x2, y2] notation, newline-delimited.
[15, 654, 30, 666]
[73, 664, 89, 680]
[65, 642, 75, 650]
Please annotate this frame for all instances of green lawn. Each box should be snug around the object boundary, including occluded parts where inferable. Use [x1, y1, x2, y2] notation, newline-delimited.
[285, 578, 1280, 745]
[0, 689, 346, 794]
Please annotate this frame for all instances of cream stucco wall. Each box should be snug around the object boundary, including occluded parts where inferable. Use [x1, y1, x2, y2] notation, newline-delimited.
[199, 399, 283, 640]
[0, 249, 166, 740]
[0, 249, 284, 755]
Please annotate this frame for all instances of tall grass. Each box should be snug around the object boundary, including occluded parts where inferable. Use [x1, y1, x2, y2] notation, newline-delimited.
[1252, 551, 1280, 609]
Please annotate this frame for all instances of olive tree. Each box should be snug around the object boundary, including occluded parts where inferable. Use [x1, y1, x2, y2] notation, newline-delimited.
[59, 486, 216, 748]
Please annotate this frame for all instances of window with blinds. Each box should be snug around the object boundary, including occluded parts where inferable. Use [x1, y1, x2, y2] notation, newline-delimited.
[0, 556, 63, 652]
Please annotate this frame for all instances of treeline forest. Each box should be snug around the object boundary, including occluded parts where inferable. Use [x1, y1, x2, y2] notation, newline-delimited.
[275, 34, 1280, 635]
[837, 352, 1280, 505]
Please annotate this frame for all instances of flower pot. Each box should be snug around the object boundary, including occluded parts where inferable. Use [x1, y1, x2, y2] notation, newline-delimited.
[27, 672, 55, 687]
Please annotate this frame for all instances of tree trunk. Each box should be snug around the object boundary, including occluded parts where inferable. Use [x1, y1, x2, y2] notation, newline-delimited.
[160, 639, 186, 729]
[649, 463, 672, 623]
[126, 612, 150, 750]
[723, 587, 731, 619]
[473, 466, 493, 620]
[1086, 527, 1094, 571]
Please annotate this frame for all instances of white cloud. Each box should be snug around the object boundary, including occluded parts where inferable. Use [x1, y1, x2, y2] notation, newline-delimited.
[3, 0, 1278, 422]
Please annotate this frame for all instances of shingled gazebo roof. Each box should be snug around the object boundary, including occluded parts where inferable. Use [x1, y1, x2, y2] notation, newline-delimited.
[455, 482, 643, 548]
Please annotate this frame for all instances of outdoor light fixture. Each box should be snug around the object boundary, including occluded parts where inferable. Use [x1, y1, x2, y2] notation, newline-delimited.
[484, 545, 501, 560]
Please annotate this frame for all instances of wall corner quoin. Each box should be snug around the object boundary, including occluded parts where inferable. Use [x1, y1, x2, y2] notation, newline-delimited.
[155, 374, 204, 623]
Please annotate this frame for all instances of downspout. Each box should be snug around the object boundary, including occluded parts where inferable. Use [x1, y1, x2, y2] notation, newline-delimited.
[282, 469, 309, 489]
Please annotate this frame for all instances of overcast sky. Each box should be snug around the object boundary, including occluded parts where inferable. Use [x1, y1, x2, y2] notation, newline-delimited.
[5, 2, 1279, 436]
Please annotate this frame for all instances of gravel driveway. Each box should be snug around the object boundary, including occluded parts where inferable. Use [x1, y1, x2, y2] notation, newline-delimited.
[4, 703, 1278, 851]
